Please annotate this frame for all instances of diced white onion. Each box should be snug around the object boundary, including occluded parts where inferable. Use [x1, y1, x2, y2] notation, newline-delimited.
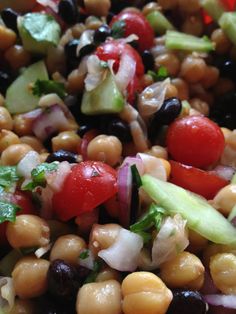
[137, 153, 167, 181]
[35, 244, 52, 258]
[138, 78, 170, 117]
[152, 214, 189, 267]
[16, 151, 40, 179]
[46, 161, 71, 193]
[204, 294, 236, 309]
[79, 250, 95, 270]
[98, 228, 143, 271]
[114, 53, 136, 93]
[84, 55, 106, 91]
[0, 277, 15, 312]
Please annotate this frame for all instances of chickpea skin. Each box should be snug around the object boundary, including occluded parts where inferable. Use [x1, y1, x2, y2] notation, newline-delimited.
[87, 135, 122, 166]
[0, 130, 20, 153]
[122, 272, 173, 314]
[160, 251, 205, 290]
[52, 131, 81, 152]
[12, 256, 50, 299]
[50, 234, 86, 265]
[213, 184, 236, 216]
[180, 56, 207, 83]
[1, 143, 33, 165]
[0, 106, 13, 130]
[76, 280, 122, 314]
[210, 253, 236, 294]
[6, 215, 50, 249]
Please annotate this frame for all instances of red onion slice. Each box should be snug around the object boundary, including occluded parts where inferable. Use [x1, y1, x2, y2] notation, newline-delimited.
[204, 294, 236, 309]
[121, 156, 144, 175]
[32, 104, 71, 140]
[117, 164, 132, 227]
[36, 0, 58, 12]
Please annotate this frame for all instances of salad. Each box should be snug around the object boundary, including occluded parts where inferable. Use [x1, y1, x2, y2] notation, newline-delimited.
[0, 0, 236, 313]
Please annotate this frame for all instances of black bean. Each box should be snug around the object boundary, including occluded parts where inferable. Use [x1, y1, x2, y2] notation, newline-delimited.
[167, 290, 207, 314]
[46, 150, 78, 163]
[1, 8, 18, 33]
[48, 259, 81, 300]
[58, 0, 78, 24]
[213, 56, 236, 81]
[0, 71, 12, 95]
[79, 43, 96, 60]
[65, 39, 80, 60]
[94, 24, 112, 44]
[77, 124, 94, 137]
[106, 118, 132, 142]
[209, 91, 236, 130]
[141, 50, 154, 72]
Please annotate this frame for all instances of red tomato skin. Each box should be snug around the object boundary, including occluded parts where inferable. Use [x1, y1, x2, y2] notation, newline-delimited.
[166, 115, 225, 169]
[52, 161, 118, 221]
[169, 160, 228, 200]
[110, 11, 154, 52]
[95, 40, 144, 76]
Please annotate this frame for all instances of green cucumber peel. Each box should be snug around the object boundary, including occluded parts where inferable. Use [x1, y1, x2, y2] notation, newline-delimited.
[146, 11, 175, 35]
[201, 0, 226, 22]
[219, 12, 236, 46]
[165, 30, 215, 52]
[141, 175, 236, 244]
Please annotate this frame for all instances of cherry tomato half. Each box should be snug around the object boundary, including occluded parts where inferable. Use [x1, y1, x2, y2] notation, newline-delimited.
[166, 115, 225, 169]
[52, 161, 118, 221]
[169, 160, 228, 200]
[110, 10, 154, 52]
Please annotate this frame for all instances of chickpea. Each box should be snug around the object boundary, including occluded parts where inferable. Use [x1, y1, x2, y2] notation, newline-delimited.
[0, 93, 5, 106]
[226, 130, 236, 150]
[181, 14, 203, 37]
[141, 74, 154, 88]
[20, 136, 45, 153]
[187, 229, 208, 253]
[75, 208, 99, 234]
[1, 143, 33, 166]
[76, 280, 122, 314]
[0, 106, 13, 130]
[171, 78, 189, 100]
[0, 130, 20, 153]
[158, 0, 178, 10]
[38, 93, 64, 108]
[6, 215, 50, 249]
[160, 251, 205, 290]
[211, 28, 232, 55]
[4, 45, 31, 70]
[201, 66, 219, 89]
[96, 268, 121, 282]
[155, 53, 180, 77]
[145, 145, 168, 160]
[12, 256, 50, 299]
[213, 184, 236, 216]
[52, 131, 81, 152]
[89, 224, 121, 255]
[189, 98, 209, 116]
[203, 243, 236, 267]
[177, 0, 201, 13]
[84, 0, 111, 17]
[71, 23, 86, 39]
[180, 56, 207, 83]
[87, 135, 122, 167]
[9, 299, 35, 314]
[122, 272, 173, 314]
[13, 114, 34, 136]
[210, 253, 236, 294]
[0, 25, 16, 50]
[50, 234, 86, 265]
[67, 69, 85, 94]
[85, 16, 103, 30]
[46, 45, 66, 75]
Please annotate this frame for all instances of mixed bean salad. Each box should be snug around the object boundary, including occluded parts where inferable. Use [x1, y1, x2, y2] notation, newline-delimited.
[0, 0, 236, 313]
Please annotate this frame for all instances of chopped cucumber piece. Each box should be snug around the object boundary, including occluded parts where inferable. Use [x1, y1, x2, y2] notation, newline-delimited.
[219, 12, 236, 46]
[146, 11, 175, 35]
[165, 30, 215, 52]
[81, 72, 125, 115]
[231, 173, 236, 184]
[141, 175, 236, 244]
[201, 0, 226, 22]
[18, 13, 61, 55]
[5, 61, 49, 114]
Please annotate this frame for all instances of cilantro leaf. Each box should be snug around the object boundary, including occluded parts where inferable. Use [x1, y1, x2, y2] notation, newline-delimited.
[84, 260, 103, 284]
[0, 166, 21, 191]
[79, 250, 90, 260]
[32, 79, 66, 99]
[111, 20, 126, 39]
[23, 162, 58, 191]
[148, 66, 169, 82]
[0, 201, 21, 223]
[130, 204, 166, 242]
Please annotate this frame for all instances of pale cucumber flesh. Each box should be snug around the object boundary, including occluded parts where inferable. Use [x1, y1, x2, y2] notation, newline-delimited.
[141, 175, 236, 245]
